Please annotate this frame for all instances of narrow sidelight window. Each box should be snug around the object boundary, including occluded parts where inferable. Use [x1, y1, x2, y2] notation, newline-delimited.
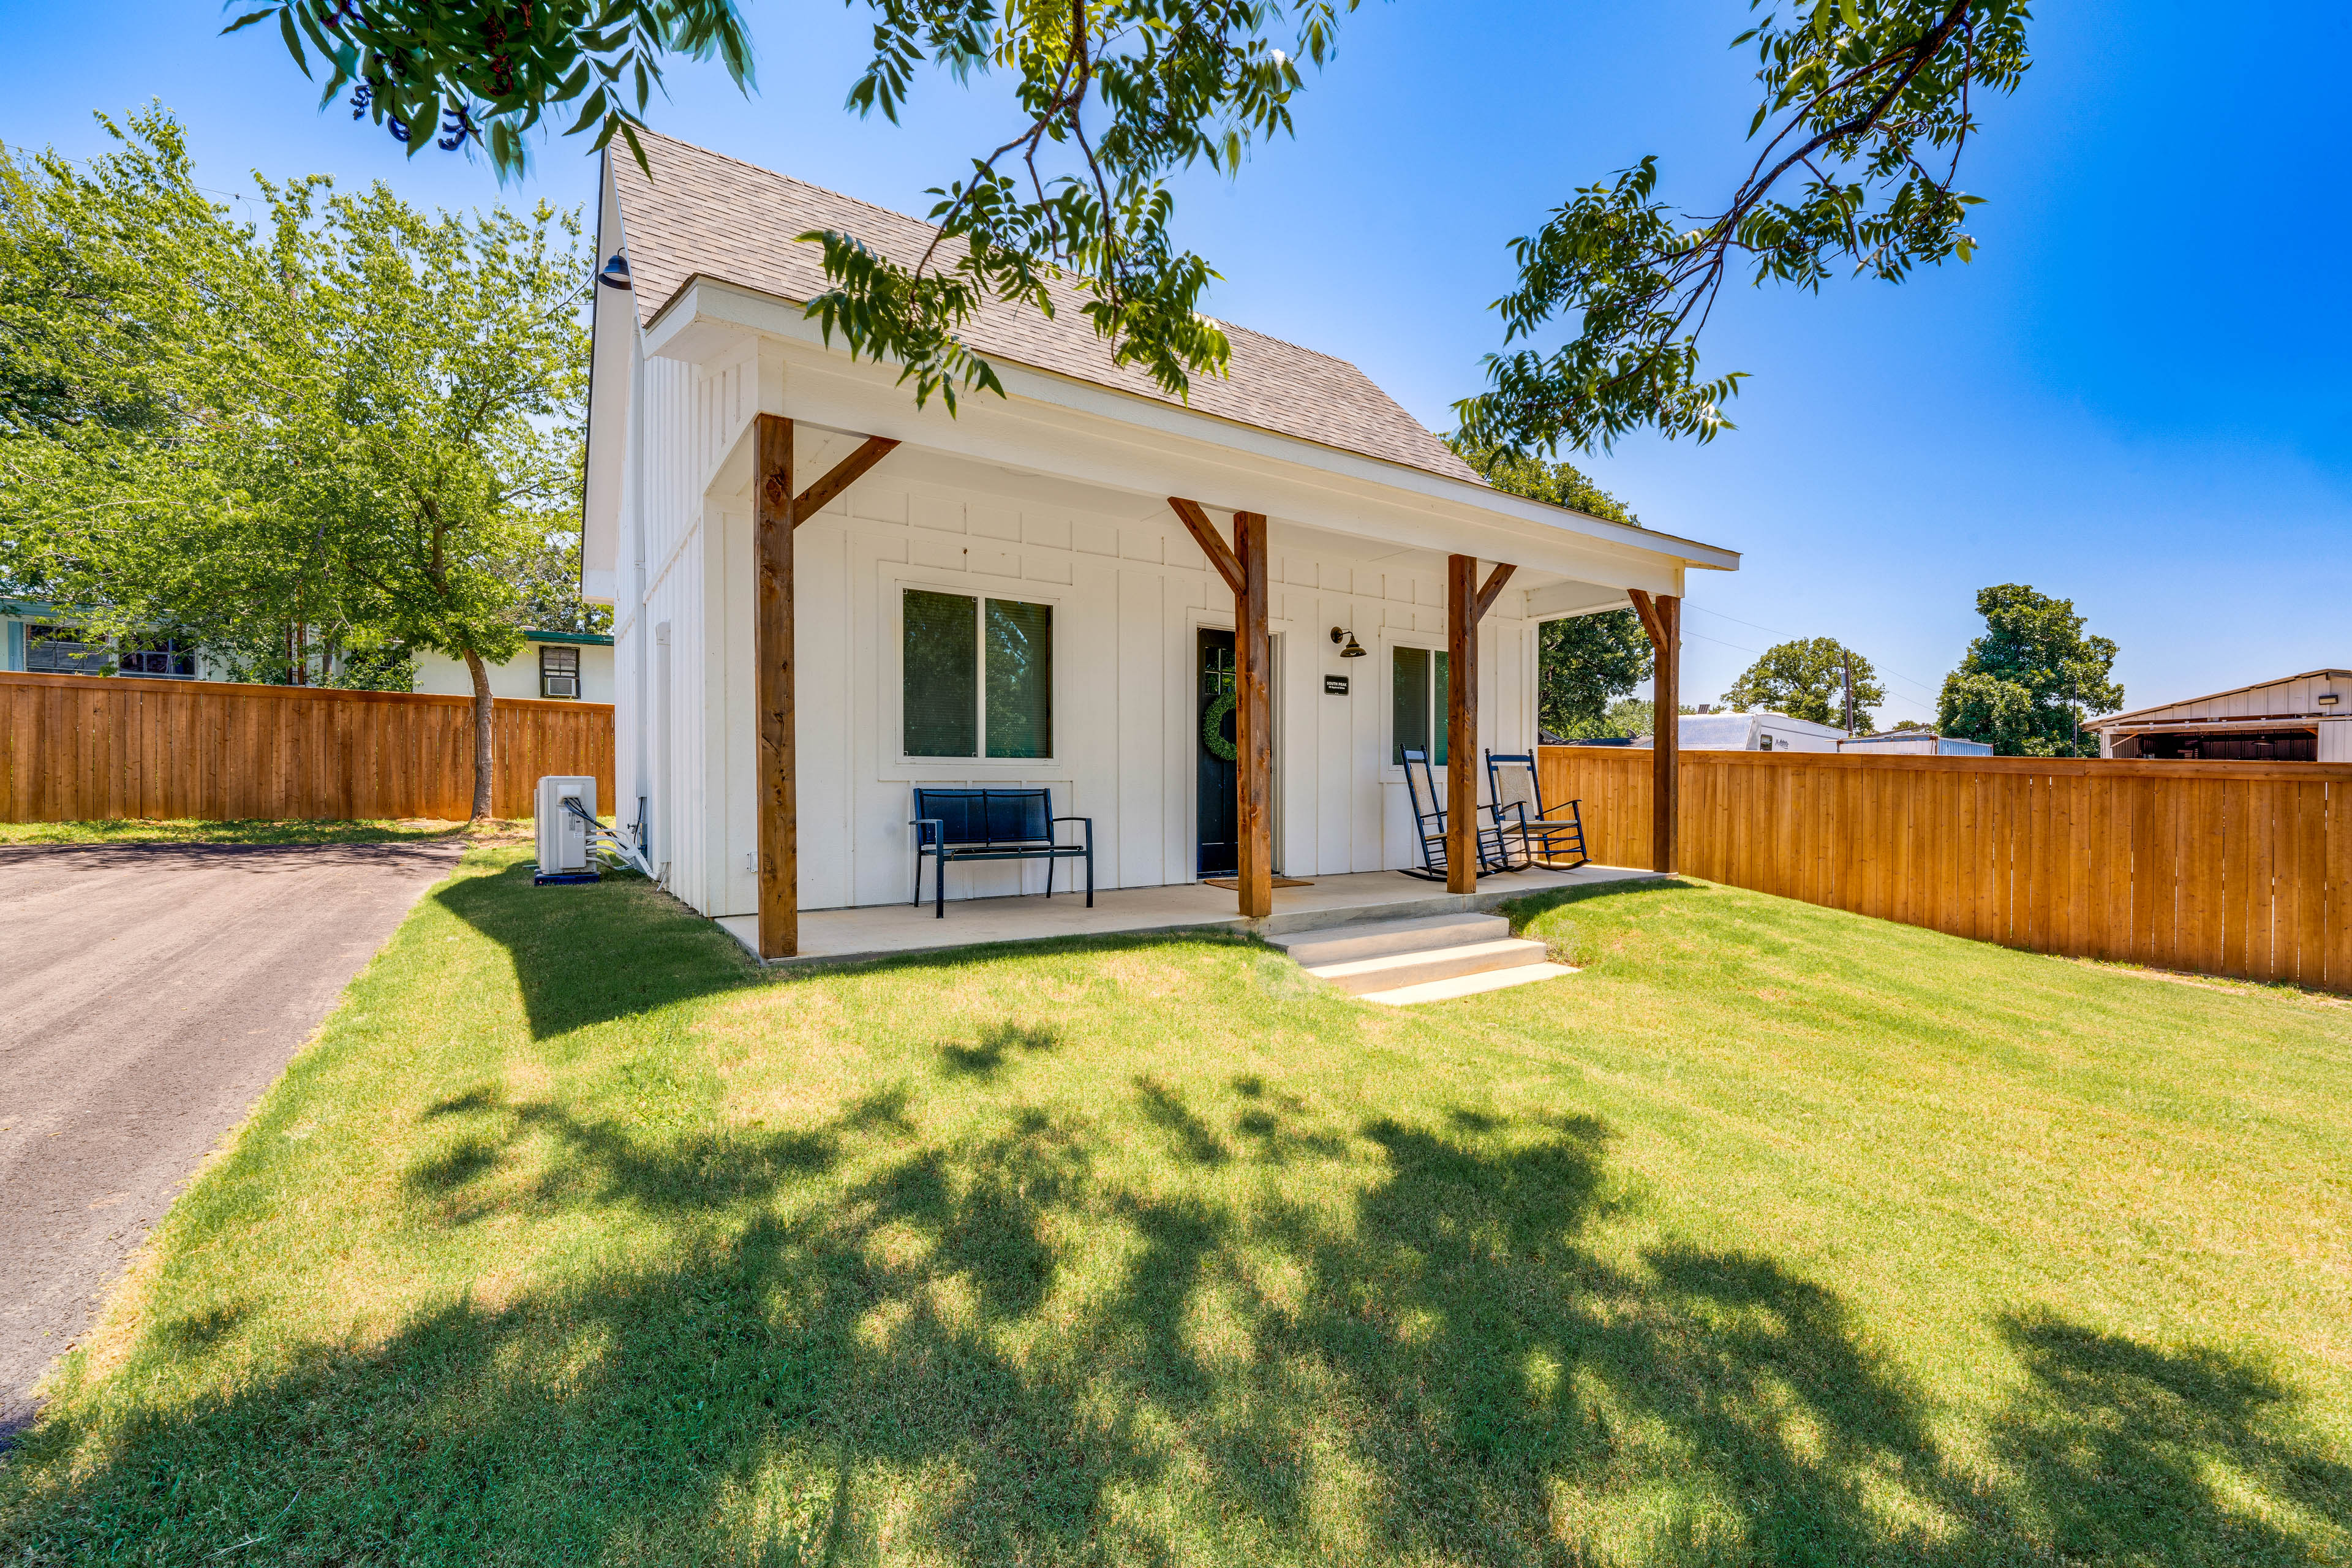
[903, 588, 1052, 759]
[1391, 646, 1449, 765]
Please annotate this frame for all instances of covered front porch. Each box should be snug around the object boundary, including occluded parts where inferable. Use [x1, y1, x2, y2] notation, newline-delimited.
[585, 137, 1741, 959]
[720, 862, 1659, 968]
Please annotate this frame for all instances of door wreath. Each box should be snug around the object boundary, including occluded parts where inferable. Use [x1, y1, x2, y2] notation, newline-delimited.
[1202, 689, 1238, 762]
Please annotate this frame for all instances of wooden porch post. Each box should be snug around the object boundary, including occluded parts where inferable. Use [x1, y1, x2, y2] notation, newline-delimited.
[1446, 554, 1479, 894]
[1443, 557, 1520, 895]
[1629, 589, 1681, 874]
[1234, 512, 1273, 919]
[1168, 498, 1273, 919]
[755, 413, 797, 959]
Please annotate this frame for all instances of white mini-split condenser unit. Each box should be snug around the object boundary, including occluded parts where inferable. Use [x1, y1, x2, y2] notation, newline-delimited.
[534, 775, 599, 884]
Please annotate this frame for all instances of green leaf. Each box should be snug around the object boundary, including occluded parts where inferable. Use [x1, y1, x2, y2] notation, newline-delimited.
[278, 9, 312, 78]
[220, 7, 277, 36]
[566, 88, 611, 138]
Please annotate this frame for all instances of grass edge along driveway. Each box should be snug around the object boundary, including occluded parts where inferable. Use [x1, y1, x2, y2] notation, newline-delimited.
[2, 849, 2345, 1565]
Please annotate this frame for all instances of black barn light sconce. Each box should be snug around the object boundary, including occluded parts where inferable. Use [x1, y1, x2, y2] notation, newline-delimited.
[597, 254, 632, 290]
[1330, 626, 1366, 658]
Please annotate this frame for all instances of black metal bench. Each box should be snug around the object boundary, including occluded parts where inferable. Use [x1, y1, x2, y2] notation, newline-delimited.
[911, 787, 1094, 918]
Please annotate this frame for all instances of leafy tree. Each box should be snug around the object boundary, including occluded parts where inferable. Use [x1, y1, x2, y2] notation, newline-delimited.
[281, 183, 591, 818]
[237, 2, 2030, 445]
[1723, 636, 1885, 729]
[0, 108, 350, 681]
[1538, 616, 1654, 739]
[2, 110, 596, 816]
[1937, 584, 2120, 757]
[1457, 0, 2032, 452]
[237, 0, 1346, 410]
[1453, 440, 1654, 736]
[1446, 439, 1642, 529]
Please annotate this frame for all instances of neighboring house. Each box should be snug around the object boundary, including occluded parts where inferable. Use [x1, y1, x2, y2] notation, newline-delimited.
[1838, 730, 1993, 756]
[1, 600, 219, 680]
[412, 631, 616, 703]
[5, 598, 612, 701]
[1632, 712, 1845, 753]
[579, 132, 1740, 948]
[2088, 669, 2351, 761]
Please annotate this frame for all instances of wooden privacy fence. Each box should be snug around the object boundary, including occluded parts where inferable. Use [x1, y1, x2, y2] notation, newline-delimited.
[1, 671, 614, 823]
[1539, 745, 2352, 991]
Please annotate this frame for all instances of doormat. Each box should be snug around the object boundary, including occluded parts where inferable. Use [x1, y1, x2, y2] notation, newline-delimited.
[1200, 876, 1314, 890]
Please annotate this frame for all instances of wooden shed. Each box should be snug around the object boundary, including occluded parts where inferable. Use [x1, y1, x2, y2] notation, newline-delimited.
[2089, 669, 2351, 761]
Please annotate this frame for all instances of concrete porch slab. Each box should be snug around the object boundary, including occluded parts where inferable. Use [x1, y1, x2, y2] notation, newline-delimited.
[715, 862, 1659, 967]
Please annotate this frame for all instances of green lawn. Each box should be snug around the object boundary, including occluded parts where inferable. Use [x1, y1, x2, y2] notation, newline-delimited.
[3, 853, 2346, 1566]
[0, 818, 507, 846]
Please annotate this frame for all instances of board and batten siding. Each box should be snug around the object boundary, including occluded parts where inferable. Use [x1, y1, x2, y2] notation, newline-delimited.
[611, 349, 1540, 918]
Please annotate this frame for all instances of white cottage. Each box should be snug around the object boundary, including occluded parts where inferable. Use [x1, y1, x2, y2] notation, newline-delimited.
[581, 134, 1740, 959]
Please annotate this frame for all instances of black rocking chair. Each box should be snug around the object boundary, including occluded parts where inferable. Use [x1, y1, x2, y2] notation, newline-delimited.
[1398, 747, 1526, 882]
[1485, 750, 1590, 870]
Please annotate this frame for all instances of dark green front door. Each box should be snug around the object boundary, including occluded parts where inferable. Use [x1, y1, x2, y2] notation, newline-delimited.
[1196, 628, 1237, 878]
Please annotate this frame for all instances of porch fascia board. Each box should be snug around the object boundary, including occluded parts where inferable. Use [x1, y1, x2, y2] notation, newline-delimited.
[643, 281, 1736, 593]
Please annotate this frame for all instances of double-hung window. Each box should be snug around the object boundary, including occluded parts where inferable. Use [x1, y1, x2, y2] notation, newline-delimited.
[117, 636, 197, 678]
[1392, 646, 1451, 765]
[25, 625, 107, 676]
[902, 588, 1053, 759]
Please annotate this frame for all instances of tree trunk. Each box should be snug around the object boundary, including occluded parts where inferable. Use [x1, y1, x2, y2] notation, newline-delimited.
[462, 647, 495, 822]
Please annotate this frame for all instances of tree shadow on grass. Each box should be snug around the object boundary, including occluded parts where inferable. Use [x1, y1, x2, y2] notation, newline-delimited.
[939, 1022, 1061, 1081]
[436, 856, 1268, 1041]
[9, 1084, 2345, 1564]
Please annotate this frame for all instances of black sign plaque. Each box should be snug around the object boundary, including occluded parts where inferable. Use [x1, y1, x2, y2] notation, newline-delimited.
[1324, 675, 1350, 695]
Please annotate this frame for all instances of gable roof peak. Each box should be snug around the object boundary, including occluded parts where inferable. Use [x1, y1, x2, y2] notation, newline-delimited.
[608, 129, 1482, 486]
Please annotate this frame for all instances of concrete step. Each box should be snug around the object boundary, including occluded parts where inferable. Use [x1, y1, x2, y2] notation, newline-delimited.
[1303, 936, 1551, 996]
[1268, 911, 1509, 969]
[1360, 961, 1578, 1006]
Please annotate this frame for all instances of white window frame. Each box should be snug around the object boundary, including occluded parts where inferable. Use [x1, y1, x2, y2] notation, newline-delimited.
[887, 573, 1067, 774]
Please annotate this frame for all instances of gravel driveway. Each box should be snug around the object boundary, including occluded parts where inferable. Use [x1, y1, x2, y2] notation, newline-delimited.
[0, 839, 467, 1441]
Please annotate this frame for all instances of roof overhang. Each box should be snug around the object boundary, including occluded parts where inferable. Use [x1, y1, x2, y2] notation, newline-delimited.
[579, 159, 632, 605]
[2092, 715, 2331, 735]
[2097, 669, 2352, 727]
[637, 278, 1737, 602]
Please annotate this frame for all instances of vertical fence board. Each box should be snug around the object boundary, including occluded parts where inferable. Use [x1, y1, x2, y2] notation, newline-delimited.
[1539, 745, 2352, 993]
[0, 673, 612, 824]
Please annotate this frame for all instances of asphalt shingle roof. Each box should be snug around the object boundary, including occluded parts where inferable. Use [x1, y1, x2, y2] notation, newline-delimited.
[611, 131, 1483, 485]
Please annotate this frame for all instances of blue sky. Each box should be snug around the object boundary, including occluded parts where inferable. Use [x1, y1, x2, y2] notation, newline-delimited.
[3, 1, 2344, 724]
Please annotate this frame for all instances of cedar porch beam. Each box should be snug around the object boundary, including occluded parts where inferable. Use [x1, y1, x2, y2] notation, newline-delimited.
[1168, 497, 1246, 597]
[1626, 589, 1668, 654]
[1472, 562, 1517, 624]
[1628, 587, 1680, 874]
[1234, 511, 1273, 919]
[1446, 554, 1479, 894]
[754, 413, 798, 959]
[782, 435, 899, 524]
